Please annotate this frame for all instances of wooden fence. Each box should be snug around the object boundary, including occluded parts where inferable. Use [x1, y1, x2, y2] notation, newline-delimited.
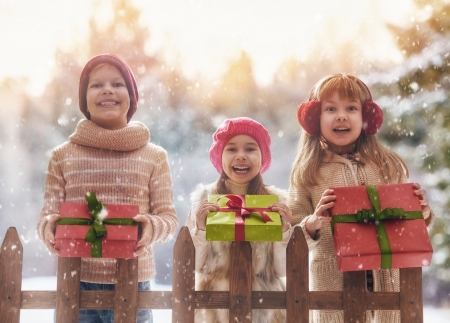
[0, 226, 424, 322]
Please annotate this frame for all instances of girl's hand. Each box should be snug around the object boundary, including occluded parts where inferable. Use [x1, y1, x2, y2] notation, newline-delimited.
[269, 203, 292, 232]
[43, 214, 61, 256]
[196, 200, 219, 231]
[306, 189, 335, 238]
[133, 214, 154, 257]
[413, 183, 431, 220]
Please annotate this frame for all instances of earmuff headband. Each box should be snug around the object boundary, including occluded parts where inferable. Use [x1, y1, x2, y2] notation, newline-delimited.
[297, 77, 383, 136]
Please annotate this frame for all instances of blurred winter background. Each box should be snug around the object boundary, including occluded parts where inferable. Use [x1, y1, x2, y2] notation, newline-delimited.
[0, 0, 449, 321]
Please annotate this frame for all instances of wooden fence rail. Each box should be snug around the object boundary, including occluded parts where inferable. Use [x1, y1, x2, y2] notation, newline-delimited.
[0, 226, 423, 322]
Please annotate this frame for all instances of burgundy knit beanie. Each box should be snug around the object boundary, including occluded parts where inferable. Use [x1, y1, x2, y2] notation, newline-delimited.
[79, 54, 138, 122]
[209, 117, 272, 174]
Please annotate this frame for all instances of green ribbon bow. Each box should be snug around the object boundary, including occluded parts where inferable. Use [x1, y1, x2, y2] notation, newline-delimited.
[57, 192, 138, 258]
[331, 185, 423, 269]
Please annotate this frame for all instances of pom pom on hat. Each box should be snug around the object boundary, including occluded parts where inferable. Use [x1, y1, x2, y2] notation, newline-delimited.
[79, 54, 139, 123]
[209, 117, 272, 174]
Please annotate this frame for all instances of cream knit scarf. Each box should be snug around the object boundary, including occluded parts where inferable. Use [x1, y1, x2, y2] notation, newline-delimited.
[69, 119, 150, 151]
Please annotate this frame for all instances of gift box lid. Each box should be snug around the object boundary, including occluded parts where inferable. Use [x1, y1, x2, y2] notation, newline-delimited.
[329, 183, 421, 216]
[56, 202, 139, 241]
[208, 194, 279, 207]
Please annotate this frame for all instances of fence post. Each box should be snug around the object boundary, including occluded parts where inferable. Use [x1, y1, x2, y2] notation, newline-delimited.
[0, 227, 23, 323]
[114, 258, 139, 322]
[343, 271, 366, 322]
[229, 241, 252, 323]
[55, 257, 81, 323]
[400, 267, 423, 323]
[172, 227, 195, 323]
[286, 227, 309, 322]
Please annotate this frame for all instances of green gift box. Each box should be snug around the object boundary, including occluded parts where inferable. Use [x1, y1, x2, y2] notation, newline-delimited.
[206, 194, 282, 241]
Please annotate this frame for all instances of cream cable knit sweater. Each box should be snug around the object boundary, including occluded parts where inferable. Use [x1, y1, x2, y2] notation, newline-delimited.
[37, 120, 179, 283]
[288, 150, 433, 323]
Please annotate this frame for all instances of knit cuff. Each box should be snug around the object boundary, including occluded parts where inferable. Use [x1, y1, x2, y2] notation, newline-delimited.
[425, 209, 434, 227]
[145, 215, 157, 245]
[299, 216, 320, 250]
[36, 215, 52, 241]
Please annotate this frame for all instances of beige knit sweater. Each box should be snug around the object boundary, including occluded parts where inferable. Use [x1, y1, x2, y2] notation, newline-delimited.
[37, 120, 179, 283]
[288, 150, 433, 323]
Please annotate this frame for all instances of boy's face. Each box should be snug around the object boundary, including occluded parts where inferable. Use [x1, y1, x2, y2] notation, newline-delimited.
[221, 135, 262, 185]
[320, 91, 362, 154]
[86, 64, 130, 130]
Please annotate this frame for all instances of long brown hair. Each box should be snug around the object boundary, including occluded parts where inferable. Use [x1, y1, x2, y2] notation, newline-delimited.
[290, 74, 409, 189]
[212, 172, 270, 195]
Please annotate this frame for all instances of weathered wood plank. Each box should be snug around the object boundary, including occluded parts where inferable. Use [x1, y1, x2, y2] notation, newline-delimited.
[21, 291, 56, 309]
[252, 291, 286, 309]
[286, 227, 309, 322]
[81, 290, 114, 309]
[400, 267, 423, 323]
[21, 290, 173, 310]
[0, 227, 23, 323]
[309, 291, 343, 310]
[55, 257, 81, 323]
[196, 291, 229, 309]
[229, 241, 252, 323]
[343, 271, 366, 323]
[172, 227, 195, 323]
[137, 291, 172, 309]
[365, 292, 400, 310]
[114, 258, 139, 323]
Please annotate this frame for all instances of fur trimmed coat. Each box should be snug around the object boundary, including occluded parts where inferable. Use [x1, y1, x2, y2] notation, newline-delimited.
[186, 183, 293, 323]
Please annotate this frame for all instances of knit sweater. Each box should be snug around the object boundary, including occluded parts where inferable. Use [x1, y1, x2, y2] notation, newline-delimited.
[37, 120, 179, 283]
[186, 181, 293, 323]
[288, 150, 433, 323]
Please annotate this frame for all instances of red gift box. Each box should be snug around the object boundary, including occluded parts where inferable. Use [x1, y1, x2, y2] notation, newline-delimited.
[55, 202, 139, 259]
[329, 183, 433, 272]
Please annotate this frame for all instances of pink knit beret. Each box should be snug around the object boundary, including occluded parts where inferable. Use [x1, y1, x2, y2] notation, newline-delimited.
[209, 117, 272, 174]
[79, 54, 139, 122]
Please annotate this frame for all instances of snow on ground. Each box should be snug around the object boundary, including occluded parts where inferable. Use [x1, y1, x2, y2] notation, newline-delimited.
[21, 276, 450, 323]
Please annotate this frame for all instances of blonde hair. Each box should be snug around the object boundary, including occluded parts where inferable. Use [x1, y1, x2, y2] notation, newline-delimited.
[290, 74, 409, 189]
[213, 172, 270, 195]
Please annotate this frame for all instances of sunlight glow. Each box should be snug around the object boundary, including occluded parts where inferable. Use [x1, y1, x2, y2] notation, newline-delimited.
[0, 0, 416, 95]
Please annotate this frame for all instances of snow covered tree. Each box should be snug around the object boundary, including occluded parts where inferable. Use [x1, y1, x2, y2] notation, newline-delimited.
[368, 0, 450, 306]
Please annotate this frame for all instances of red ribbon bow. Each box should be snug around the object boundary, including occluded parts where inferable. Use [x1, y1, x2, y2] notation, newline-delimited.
[217, 195, 273, 241]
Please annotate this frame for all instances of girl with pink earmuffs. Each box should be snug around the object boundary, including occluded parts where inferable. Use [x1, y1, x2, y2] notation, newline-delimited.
[288, 74, 433, 323]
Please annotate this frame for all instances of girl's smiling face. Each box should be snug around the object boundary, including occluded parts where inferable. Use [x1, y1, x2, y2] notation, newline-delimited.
[320, 91, 363, 154]
[86, 64, 130, 130]
[222, 135, 262, 185]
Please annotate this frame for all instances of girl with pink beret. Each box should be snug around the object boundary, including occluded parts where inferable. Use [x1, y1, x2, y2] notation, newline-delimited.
[186, 117, 294, 323]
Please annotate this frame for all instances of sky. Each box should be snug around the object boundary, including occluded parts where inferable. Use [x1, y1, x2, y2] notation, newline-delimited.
[0, 0, 419, 96]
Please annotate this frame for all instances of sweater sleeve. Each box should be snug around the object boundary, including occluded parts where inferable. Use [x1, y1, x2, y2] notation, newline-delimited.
[185, 209, 210, 271]
[273, 226, 294, 276]
[146, 149, 179, 245]
[288, 186, 321, 250]
[36, 150, 66, 241]
[399, 169, 434, 227]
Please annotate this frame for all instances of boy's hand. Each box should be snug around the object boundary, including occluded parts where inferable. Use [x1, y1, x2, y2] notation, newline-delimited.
[133, 214, 153, 257]
[269, 203, 292, 232]
[306, 189, 335, 238]
[195, 200, 219, 231]
[413, 183, 431, 220]
[43, 214, 61, 256]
